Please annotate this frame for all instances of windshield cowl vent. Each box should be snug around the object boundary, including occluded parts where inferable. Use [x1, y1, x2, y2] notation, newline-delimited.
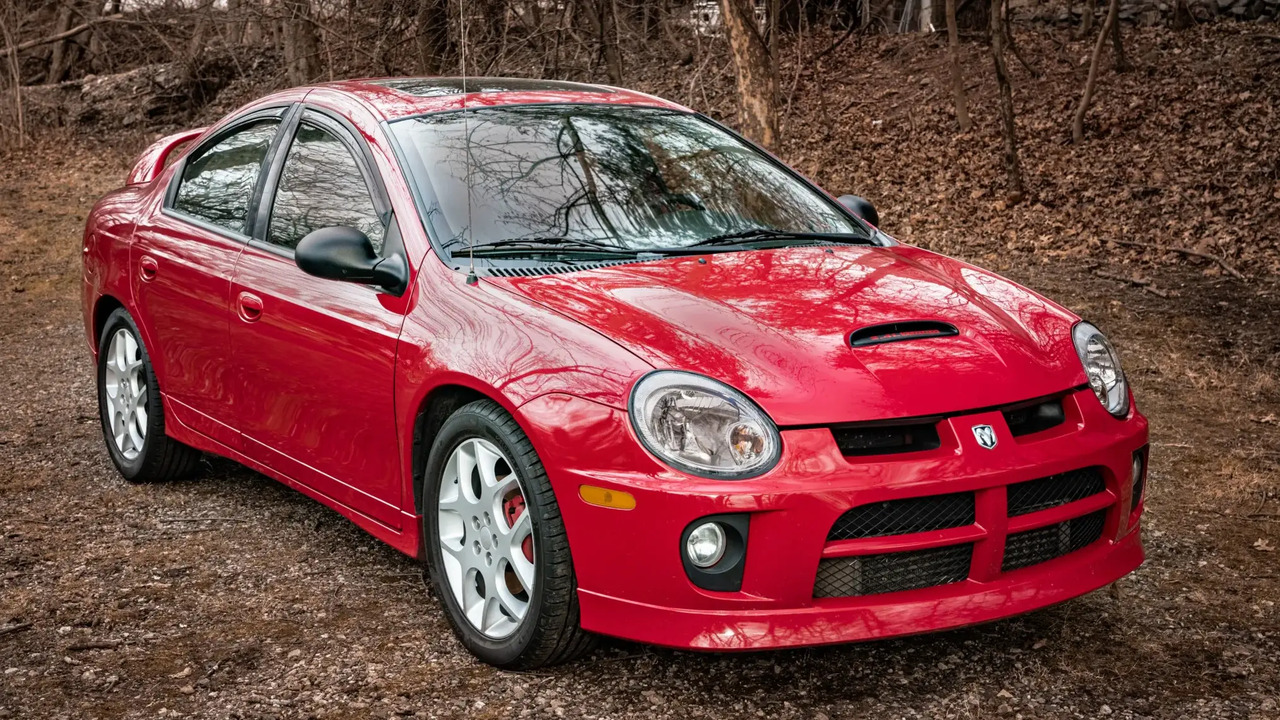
[849, 321, 959, 348]
[485, 259, 648, 278]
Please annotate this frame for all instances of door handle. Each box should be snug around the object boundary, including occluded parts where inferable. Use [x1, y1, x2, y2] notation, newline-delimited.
[237, 292, 263, 322]
[139, 255, 158, 282]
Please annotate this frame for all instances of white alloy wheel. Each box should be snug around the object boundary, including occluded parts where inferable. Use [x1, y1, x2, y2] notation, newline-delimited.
[102, 327, 148, 460]
[436, 437, 536, 639]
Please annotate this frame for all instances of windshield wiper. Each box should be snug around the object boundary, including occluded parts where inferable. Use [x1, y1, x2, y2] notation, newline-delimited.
[684, 228, 878, 249]
[456, 237, 643, 258]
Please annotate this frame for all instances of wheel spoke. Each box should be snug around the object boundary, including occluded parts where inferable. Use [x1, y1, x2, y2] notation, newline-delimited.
[133, 398, 148, 438]
[496, 571, 530, 615]
[480, 594, 511, 636]
[473, 442, 503, 494]
[462, 570, 487, 629]
[105, 385, 123, 415]
[113, 331, 130, 373]
[126, 415, 144, 453]
[113, 415, 129, 452]
[507, 553, 536, 597]
[438, 537, 468, 607]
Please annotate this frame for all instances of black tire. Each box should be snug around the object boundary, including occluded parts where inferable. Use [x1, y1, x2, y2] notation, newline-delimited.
[96, 308, 201, 483]
[421, 399, 595, 669]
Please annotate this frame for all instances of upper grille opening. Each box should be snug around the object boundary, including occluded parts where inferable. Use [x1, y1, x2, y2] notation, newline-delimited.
[1003, 397, 1066, 437]
[1007, 467, 1106, 516]
[849, 320, 959, 348]
[831, 421, 941, 457]
[828, 492, 975, 541]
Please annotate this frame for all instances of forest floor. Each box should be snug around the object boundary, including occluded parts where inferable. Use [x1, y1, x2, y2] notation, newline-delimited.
[2, 22, 1279, 720]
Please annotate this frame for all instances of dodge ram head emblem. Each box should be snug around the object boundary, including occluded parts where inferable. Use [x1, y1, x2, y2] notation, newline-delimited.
[972, 424, 998, 450]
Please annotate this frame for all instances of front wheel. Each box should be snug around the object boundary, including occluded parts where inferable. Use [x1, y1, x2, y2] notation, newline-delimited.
[421, 400, 594, 668]
[96, 308, 200, 482]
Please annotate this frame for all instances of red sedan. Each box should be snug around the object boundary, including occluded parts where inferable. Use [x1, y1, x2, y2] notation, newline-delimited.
[82, 78, 1148, 668]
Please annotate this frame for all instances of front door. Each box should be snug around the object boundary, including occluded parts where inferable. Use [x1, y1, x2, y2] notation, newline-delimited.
[229, 110, 409, 530]
[132, 112, 284, 449]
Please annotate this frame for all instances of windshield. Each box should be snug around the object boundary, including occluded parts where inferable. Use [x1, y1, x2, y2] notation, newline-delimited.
[390, 105, 863, 256]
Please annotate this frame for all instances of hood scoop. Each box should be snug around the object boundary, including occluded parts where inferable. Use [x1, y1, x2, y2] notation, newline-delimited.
[850, 320, 959, 348]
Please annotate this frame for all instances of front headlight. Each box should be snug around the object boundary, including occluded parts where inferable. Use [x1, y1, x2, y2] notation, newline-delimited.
[629, 371, 781, 479]
[1072, 321, 1130, 418]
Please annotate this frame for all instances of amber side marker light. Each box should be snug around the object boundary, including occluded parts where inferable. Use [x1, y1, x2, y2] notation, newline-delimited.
[579, 485, 636, 510]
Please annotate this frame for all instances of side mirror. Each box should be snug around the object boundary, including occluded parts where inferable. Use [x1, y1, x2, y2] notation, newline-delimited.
[838, 195, 880, 228]
[295, 226, 408, 295]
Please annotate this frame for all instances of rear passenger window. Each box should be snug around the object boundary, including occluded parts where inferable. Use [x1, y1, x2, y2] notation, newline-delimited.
[172, 120, 279, 235]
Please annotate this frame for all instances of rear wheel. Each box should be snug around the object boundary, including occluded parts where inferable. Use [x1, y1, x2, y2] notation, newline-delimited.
[96, 308, 200, 482]
[422, 400, 594, 668]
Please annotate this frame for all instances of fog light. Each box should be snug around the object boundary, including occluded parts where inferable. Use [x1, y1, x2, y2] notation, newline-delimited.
[1131, 447, 1147, 508]
[685, 522, 726, 568]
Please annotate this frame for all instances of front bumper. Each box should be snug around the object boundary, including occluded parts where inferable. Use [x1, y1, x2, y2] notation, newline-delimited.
[519, 388, 1148, 651]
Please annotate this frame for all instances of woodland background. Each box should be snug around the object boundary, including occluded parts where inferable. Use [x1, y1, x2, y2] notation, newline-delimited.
[0, 3, 1279, 719]
[0, 0, 1277, 280]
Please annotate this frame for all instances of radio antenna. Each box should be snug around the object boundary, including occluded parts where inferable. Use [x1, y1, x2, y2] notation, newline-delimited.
[459, 0, 477, 286]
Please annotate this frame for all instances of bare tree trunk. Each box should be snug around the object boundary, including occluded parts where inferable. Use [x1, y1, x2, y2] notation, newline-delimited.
[282, 0, 318, 85]
[0, 10, 23, 147]
[1170, 0, 1193, 29]
[595, 0, 623, 84]
[47, 3, 77, 84]
[226, 0, 245, 45]
[1004, 1, 1039, 77]
[768, 0, 780, 80]
[945, 0, 970, 131]
[989, 0, 1023, 201]
[1110, 11, 1128, 72]
[1072, 0, 1119, 144]
[187, 0, 216, 62]
[416, 0, 451, 75]
[1077, 0, 1095, 39]
[720, 0, 779, 149]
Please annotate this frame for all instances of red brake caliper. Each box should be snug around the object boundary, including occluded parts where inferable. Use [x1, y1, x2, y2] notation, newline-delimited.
[503, 493, 534, 563]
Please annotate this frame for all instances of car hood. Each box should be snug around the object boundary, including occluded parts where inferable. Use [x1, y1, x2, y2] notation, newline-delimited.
[492, 244, 1087, 426]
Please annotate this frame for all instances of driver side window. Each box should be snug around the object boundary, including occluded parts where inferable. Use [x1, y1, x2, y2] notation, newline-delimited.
[267, 121, 386, 253]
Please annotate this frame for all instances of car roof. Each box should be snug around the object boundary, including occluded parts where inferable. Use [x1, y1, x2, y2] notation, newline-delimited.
[313, 76, 689, 121]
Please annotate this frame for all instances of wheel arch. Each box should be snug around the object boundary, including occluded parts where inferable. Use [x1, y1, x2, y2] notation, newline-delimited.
[410, 382, 501, 517]
[92, 294, 128, 347]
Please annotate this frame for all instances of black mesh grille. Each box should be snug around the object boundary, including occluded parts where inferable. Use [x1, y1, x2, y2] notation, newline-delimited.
[814, 544, 973, 597]
[1002, 511, 1106, 572]
[1003, 397, 1067, 437]
[831, 422, 941, 457]
[1007, 467, 1106, 516]
[828, 493, 975, 541]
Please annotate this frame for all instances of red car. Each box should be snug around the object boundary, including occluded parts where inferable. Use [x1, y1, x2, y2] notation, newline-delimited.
[82, 78, 1148, 668]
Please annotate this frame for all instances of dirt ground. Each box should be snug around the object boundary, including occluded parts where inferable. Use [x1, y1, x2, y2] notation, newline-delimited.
[2, 22, 1280, 715]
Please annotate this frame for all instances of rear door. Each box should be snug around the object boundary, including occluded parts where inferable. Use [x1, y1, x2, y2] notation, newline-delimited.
[228, 108, 410, 529]
[131, 108, 288, 449]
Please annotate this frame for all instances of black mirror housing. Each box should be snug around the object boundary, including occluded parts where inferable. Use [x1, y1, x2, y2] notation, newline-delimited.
[295, 226, 408, 295]
[838, 195, 880, 228]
